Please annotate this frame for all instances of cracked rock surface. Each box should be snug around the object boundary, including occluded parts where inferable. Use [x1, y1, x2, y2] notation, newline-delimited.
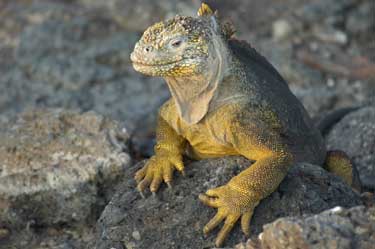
[96, 157, 362, 249]
[0, 109, 131, 229]
[236, 206, 375, 249]
[0, 1, 169, 133]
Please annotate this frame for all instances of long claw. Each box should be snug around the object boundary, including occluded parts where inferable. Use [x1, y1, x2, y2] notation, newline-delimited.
[215, 215, 239, 247]
[215, 225, 231, 247]
[137, 174, 152, 193]
[241, 211, 253, 236]
[203, 211, 225, 235]
[138, 189, 145, 199]
[166, 182, 172, 189]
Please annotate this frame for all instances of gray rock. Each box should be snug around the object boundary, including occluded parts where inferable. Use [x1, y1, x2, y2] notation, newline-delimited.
[252, 39, 370, 117]
[0, 225, 96, 249]
[295, 0, 356, 26]
[0, 2, 169, 133]
[272, 19, 293, 40]
[237, 206, 375, 249]
[0, 109, 131, 229]
[312, 26, 348, 45]
[290, 84, 338, 117]
[290, 78, 372, 118]
[346, 1, 375, 35]
[326, 106, 375, 191]
[253, 38, 324, 97]
[252, 39, 324, 89]
[129, 109, 159, 158]
[15, 16, 136, 89]
[77, 0, 197, 32]
[96, 157, 362, 249]
[203, 0, 305, 37]
[0, 227, 10, 240]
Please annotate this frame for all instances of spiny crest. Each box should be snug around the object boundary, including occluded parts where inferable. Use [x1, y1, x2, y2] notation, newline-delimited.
[197, 2, 214, 16]
[197, 2, 236, 39]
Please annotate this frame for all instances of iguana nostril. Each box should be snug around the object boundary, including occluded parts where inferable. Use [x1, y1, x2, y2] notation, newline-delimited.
[144, 46, 153, 53]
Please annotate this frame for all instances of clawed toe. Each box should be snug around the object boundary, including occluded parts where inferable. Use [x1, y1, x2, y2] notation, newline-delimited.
[137, 188, 146, 199]
[166, 182, 172, 189]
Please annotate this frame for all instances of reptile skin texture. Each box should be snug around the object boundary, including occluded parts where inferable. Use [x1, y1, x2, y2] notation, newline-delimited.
[130, 3, 356, 247]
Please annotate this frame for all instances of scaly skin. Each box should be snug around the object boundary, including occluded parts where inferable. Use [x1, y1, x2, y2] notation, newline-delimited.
[130, 3, 356, 247]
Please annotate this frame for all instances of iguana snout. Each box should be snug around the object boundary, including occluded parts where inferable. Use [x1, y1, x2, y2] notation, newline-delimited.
[130, 37, 204, 77]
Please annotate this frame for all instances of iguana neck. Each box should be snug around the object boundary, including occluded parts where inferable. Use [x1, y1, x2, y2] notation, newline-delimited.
[164, 36, 233, 125]
[164, 73, 218, 124]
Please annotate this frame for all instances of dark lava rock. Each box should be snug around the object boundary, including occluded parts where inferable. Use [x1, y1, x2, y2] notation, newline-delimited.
[0, 109, 131, 229]
[77, 0, 197, 32]
[346, 1, 375, 35]
[247, 38, 371, 118]
[96, 157, 362, 249]
[237, 206, 375, 249]
[326, 106, 375, 191]
[0, 2, 169, 133]
[0, 225, 96, 249]
[295, 0, 357, 27]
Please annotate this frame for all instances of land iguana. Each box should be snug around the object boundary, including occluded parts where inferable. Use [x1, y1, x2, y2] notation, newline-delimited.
[130, 3, 358, 247]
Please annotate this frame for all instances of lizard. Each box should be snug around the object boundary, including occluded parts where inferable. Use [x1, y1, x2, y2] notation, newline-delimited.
[130, 3, 358, 247]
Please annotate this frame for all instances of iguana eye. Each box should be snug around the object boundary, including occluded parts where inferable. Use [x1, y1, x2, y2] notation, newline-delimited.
[169, 38, 183, 48]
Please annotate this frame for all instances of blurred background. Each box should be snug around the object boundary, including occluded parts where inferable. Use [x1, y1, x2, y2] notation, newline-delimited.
[0, 0, 374, 247]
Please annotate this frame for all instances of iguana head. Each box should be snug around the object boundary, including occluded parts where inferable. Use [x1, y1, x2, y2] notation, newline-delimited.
[131, 3, 235, 124]
[130, 3, 234, 77]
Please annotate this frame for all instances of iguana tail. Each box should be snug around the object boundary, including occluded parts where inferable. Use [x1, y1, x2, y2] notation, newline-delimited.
[315, 107, 359, 135]
[316, 107, 362, 191]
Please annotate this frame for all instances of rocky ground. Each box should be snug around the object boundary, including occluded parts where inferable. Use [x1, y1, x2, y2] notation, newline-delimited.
[236, 206, 375, 249]
[0, 0, 374, 248]
[96, 158, 363, 249]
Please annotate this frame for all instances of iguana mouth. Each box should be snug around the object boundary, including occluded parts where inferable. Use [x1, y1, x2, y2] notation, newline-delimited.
[130, 51, 186, 67]
[131, 59, 183, 67]
[131, 59, 187, 77]
[131, 56, 204, 77]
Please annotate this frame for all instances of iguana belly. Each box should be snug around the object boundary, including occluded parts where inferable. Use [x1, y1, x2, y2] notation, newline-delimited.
[161, 104, 238, 159]
[183, 127, 238, 159]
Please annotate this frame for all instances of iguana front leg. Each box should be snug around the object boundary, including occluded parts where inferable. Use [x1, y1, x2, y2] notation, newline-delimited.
[135, 115, 186, 193]
[199, 119, 293, 247]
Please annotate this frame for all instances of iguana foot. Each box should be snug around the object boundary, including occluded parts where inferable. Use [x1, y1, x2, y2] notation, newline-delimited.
[199, 184, 258, 247]
[135, 154, 184, 194]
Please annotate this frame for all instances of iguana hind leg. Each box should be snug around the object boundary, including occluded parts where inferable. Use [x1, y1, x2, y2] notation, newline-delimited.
[324, 150, 361, 191]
